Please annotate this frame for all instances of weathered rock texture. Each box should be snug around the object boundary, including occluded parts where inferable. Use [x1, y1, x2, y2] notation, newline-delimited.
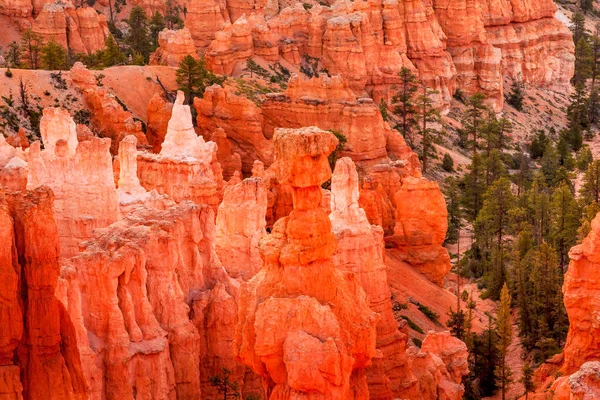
[26, 107, 119, 258]
[391, 176, 451, 286]
[0, 135, 27, 191]
[216, 177, 267, 280]
[146, 92, 173, 153]
[150, 28, 198, 66]
[329, 157, 408, 398]
[190, 0, 573, 110]
[0, 187, 88, 400]
[57, 200, 263, 399]
[137, 91, 224, 209]
[33, 1, 109, 55]
[563, 213, 600, 374]
[234, 126, 379, 398]
[71, 62, 147, 154]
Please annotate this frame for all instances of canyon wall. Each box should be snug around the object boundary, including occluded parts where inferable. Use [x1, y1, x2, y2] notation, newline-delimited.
[186, 0, 573, 109]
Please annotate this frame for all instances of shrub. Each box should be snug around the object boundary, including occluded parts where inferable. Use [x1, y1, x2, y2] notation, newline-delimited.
[5, 68, 12, 78]
[418, 304, 439, 322]
[400, 315, 424, 334]
[442, 153, 454, 172]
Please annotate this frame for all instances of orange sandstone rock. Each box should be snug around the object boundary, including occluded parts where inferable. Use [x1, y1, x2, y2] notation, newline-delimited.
[234, 126, 378, 399]
[146, 92, 173, 153]
[150, 28, 198, 66]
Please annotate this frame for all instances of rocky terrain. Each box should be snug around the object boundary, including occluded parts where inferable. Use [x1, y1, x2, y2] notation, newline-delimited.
[2, 0, 600, 399]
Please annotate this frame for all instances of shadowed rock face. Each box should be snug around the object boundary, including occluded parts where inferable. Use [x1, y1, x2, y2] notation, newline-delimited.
[0, 187, 88, 400]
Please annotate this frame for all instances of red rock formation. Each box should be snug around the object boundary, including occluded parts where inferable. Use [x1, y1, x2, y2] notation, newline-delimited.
[0, 187, 88, 400]
[205, 16, 254, 75]
[26, 107, 119, 258]
[329, 157, 409, 398]
[0, 0, 32, 17]
[149, 28, 198, 67]
[146, 92, 173, 153]
[563, 213, 600, 374]
[262, 75, 390, 166]
[137, 91, 224, 209]
[184, 0, 226, 48]
[5, 128, 29, 149]
[234, 126, 378, 398]
[59, 200, 251, 399]
[391, 176, 451, 286]
[0, 135, 27, 191]
[195, 85, 273, 172]
[71, 62, 147, 154]
[33, 1, 108, 55]
[216, 176, 267, 280]
[210, 127, 242, 180]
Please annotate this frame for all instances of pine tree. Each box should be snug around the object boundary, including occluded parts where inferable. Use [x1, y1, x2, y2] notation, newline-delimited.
[391, 67, 419, 147]
[574, 37, 593, 86]
[551, 183, 580, 272]
[40, 40, 67, 70]
[476, 177, 515, 298]
[461, 153, 487, 221]
[102, 35, 126, 67]
[581, 0, 594, 14]
[444, 176, 462, 242]
[126, 6, 151, 61]
[580, 160, 600, 206]
[577, 145, 594, 171]
[495, 283, 513, 400]
[6, 41, 21, 68]
[570, 12, 587, 45]
[521, 363, 535, 399]
[165, 0, 183, 29]
[463, 93, 487, 158]
[416, 82, 440, 174]
[149, 11, 165, 50]
[176, 55, 223, 104]
[527, 173, 551, 245]
[529, 130, 549, 159]
[568, 82, 590, 141]
[541, 143, 561, 185]
[19, 29, 43, 69]
[209, 368, 240, 399]
[506, 80, 525, 111]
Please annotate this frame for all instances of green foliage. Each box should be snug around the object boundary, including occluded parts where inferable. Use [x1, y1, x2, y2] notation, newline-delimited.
[245, 58, 270, 79]
[570, 12, 586, 45]
[581, 0, 594, 14]
[50, 71, 67, 90]
[412, 338, 422, 348]
[302, 2, 313, 9]
[506, 80, 525, 111]
[149, 11, 165, 49]
[444, 176, 462, 243]
[418, 304, 439, 322]
[209, 368, 240, 399]
[40, 40, 67, 70]
[165, 0, 184, 29]
[6, 42, 21, 68]
[529, 130, 549, 159]
[400, 315, 424, 334]
[390, 67, 419, 147]
[446, 308, 467, 340]
[520, 363, 535, 398]
[495, 284, 513, 399]
[4, 68, 12, 78]
[102, 35, 126, 67]
[126, 6, 151, 62]
[323, 129, 348, 188]
[19, 29, 43, 69]
[176, 55, 224, 104]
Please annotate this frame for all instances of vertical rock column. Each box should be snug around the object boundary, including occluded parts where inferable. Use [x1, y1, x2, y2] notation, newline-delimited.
[329, 157, 410, 399]
[234, 126, 378, 399]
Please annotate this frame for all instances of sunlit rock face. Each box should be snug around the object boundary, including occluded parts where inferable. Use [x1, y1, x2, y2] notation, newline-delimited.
[234, 126, 379, 399]
[26, 107, 119, 258]
[150, 28, 198, 66]
[137, 91, 224, 210]
[32, 1, 109, 55]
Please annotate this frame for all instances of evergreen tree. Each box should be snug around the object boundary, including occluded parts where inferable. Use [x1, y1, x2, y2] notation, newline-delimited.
[149, 11, 165, 50]
[165, 0, 183, 29]
[209, 368, 240, 399]
[520, 363, 535, 400]
[550, 183, 580, 271]
[463, 93, 487, 157]
[577, 145, 594, 171]
[176, 55, 223, 104]
[102, 35, 126, 67]
[495, 283, 513, 400]
[416, 82, 440, 174]
[574, 37, 593, 86]
[40, 40, 67, 70]
[444, 176, 462, 243]
[126, 6, 151, 61]
[6, 41, 21, 68]
[580, 160, 600, 206]
[541, 143, 560, 185]
[475, 177, 515, 298]
[506, 80, 525, 111]
[461, 153, 487, 221]
[570, 12, 587, 45]
[442, 153, 454, 172]
[391, 67, 419, 147]
[529, 130, 549, 159]
[19, 29, 43, 69]
[527, 173, 551, 245]
[581, 0, 594, 14]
